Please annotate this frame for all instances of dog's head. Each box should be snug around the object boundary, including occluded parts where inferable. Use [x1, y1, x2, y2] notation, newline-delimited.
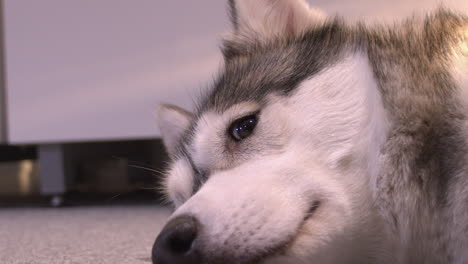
[152, 1, 389, 263]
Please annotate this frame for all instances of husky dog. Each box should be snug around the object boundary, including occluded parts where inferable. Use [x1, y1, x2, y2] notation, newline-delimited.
[152, 0, 468, 263]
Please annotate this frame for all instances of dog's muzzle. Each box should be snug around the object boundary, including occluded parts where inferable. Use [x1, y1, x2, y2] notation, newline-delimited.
[152, 215, 201, 264]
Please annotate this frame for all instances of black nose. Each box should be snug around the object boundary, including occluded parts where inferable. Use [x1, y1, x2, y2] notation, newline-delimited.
[152, 215, 201, 264]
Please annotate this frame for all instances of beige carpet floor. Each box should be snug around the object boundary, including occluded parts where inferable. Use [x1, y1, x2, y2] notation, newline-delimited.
[0, 205, 171, 264]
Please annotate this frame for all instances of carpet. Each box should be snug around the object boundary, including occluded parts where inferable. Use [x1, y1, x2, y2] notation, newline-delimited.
[0, 205, 170, 264]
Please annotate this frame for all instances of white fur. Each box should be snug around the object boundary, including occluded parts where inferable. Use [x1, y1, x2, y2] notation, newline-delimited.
[295, 53, 389, 195]
[285, 53, 387, 177]
[164, 158, 194, 208]
[163, 53, 390, 263]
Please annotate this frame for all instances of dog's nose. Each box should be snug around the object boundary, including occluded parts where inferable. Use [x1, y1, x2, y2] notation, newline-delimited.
[152, 215, 201, 264]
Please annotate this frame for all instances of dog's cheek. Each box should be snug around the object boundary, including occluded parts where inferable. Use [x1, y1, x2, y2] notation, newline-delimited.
[164, 158, 194, 208]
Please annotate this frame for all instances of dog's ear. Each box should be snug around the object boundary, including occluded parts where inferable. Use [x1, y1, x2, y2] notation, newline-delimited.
[227, 0, 325, 42]
[156, 104, 194, 155]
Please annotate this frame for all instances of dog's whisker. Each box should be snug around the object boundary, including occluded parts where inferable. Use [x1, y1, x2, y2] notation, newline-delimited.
[127, 164, 163, 174]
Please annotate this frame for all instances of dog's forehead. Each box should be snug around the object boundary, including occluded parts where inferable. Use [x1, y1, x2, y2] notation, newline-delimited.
[174, 20, 358, 159]
[201, 20, 358, 113]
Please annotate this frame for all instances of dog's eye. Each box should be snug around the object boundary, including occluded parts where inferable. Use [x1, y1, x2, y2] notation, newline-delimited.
[229, 114, 258, 141]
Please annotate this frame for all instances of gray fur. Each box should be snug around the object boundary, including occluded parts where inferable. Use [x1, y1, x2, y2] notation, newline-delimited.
[166, 6, 468, 264]
[366, 11, 468, 262]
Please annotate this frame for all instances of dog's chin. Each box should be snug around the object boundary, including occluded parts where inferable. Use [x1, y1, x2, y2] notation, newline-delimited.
[255, 232, 316, 264]
[243, 202, 323, 264]
[256, 233, 322, 264]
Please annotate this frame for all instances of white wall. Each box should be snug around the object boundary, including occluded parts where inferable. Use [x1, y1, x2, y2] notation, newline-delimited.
[3, 0, 467, 144]
[0, 1, 5, 143]
[0, 60, 5, 143]
[4, 0, 228, 144]
[0, 83, 5, 143]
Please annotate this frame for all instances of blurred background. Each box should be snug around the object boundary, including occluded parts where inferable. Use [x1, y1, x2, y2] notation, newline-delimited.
[0, 0, 467, 263]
